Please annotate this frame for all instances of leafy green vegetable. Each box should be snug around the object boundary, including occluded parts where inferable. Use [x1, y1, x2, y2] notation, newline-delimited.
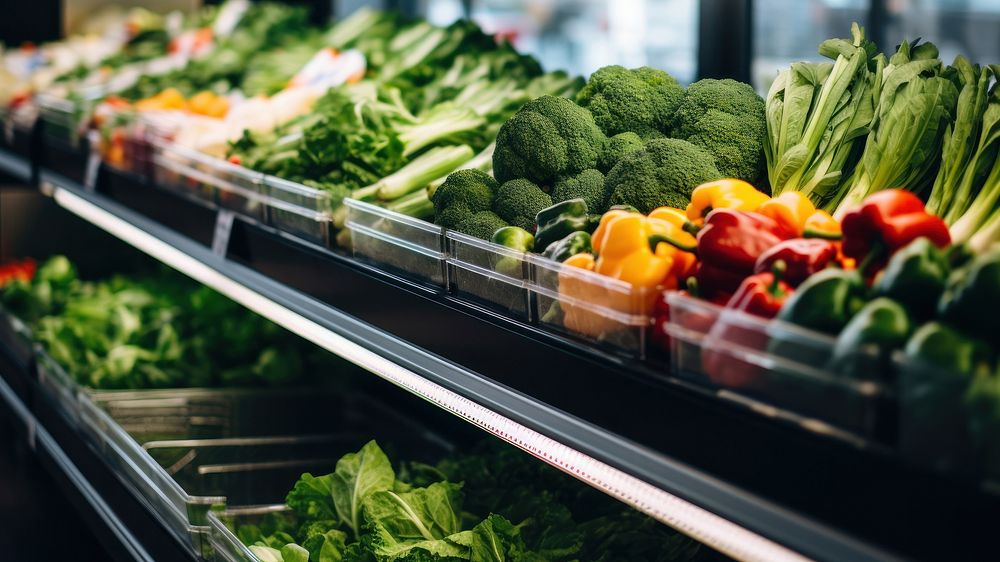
[331, 441, 397, 539]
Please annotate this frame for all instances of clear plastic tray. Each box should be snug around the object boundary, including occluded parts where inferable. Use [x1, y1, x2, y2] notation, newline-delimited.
[665, 292, 886, 437]
[37, 93, 87, 148]
[527, 254, 651, 358]
[0, 306, 35, 369]
[446, 231, 532, 321]
[895, 354, 998, 487]
[208, 505, 295, 562]
[2, 102, 38, 157]
[35, 349, 82, 423]
[151, 138, 217, 203]
[345, 198, 447, 289]
[263, 175, 333, 246]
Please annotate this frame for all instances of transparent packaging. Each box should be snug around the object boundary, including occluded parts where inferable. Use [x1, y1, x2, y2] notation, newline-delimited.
[345, 199, 447, 289]
[896, 354, 998, 486]
[0, 306, 35, 368]
[2, 101, 38, 157]
[208, 506, 294, 562]
[263, 175, 333, 246]
[150, 138, 217, 203]
[35, 349, 82, 423]
[446, 231, 531, 321]
[37, 93, 86, 147]
[665, 292, 886, 437]
[528, 254, 650, 357]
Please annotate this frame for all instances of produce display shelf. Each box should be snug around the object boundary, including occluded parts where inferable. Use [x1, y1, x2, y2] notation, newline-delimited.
[0, 147, 32, 183]
[31, 164, 1000, 562]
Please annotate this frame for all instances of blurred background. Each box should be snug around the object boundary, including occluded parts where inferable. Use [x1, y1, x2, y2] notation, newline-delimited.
[3, 0, 999, 92]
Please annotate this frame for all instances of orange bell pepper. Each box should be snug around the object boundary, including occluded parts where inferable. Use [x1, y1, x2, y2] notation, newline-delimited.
[757, 191, 842, 239]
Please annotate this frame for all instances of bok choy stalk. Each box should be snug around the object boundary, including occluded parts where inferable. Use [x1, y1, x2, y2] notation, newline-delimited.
[766, 23, 879, 204]
[832, 39, 959, 216]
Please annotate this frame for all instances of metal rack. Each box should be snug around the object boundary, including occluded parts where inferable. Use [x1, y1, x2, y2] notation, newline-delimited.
[2, 135, 1000, 561]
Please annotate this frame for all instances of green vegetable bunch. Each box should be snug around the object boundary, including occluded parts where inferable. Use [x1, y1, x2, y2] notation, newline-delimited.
[1, 256, 312, 389]
[234, 440, 704, 562]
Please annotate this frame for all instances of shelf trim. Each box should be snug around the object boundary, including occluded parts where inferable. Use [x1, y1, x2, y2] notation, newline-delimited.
[46, 175, 903, 562]
[0, 147, 32, 182]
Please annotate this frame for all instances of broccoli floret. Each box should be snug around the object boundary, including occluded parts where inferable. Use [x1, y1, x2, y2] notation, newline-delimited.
[431, 169, 497, 215]
[669, 78, 767, 184]
[437, 206, 474, 230]
[598, 132, 644, 173]
[575, 65, 684, 139]
[456, 210, 510, 240]
[493, 95, 605, 186]
[685, 109, 768, 184]
[605, 138, 722, 213]
[493, 178, 553, 231]
[552, 169, 608, 213]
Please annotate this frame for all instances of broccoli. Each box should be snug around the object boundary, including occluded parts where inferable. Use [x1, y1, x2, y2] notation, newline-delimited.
[456, 210, 510, 240]
[552, 169, 608, 213]
[493, 95, 605, 186]
[669, 78, 767, 184]
[605, 138, 722, 213]
[598, 132, 644, 173]
[575, 65, 684, 139]
[437, 206, 474, 230]
[493, 179, 553, 230]
[432, 168, 497, 213]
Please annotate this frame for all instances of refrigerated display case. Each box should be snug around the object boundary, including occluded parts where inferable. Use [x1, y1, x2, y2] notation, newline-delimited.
[4, 2, 1000, 562]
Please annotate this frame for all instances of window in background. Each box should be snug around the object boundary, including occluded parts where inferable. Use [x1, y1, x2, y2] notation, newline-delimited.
[752, 0, 869, 93]
[422, 0, 699, 82]
[883, 0, 1000, 67]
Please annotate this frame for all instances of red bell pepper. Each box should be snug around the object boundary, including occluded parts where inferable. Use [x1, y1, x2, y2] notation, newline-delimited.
[840, 189, 950, 274]
[650, 280, 726, 355]
[0, 258, 36, 287]
[693, 209, 793, 299]
[753, 238, 839, 286]
[702, 261, 794, 388]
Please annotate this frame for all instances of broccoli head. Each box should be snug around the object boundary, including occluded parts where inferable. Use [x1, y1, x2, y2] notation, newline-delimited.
[685, 109, 767, 184]
[598, 131, 644, 173]
[668, 78, 767, 184]
[437, 206, 474, 230]
[552, 169, 608, 213]
[605, 138, 722, 213]
[493, 95, 605, 186]
[493, 178, 553, 231]
[455, 210, 509, 240]
[575, 65, 684, 139]
[431, 169, 498, 229]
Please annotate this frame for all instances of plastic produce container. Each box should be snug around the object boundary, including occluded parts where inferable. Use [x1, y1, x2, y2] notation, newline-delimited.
[35, 350, 83, 423]
[345, 198, 447, 289]
[263, 175, 334, 246]
[446, 231, 532, 321]
[665, 291, 887, 438]
[151, 137, 217, 203]
[896, 354, 999, 487]
[528, 254, 650, 357]
[1, 102, 38, 160]
[208, 506, 295, 562]
[0, 306, 35, 370]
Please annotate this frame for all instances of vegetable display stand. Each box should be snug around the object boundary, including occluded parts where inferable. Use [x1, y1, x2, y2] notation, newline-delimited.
[528, 253, 651, 359]
[345, 198, 448, 289]
[262, 175, 335, 246]
[446, 230, 533, 321]
[666, 292, 888, 439]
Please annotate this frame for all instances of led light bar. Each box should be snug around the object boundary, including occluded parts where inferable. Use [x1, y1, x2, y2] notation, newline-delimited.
[52, 185, 811, 562]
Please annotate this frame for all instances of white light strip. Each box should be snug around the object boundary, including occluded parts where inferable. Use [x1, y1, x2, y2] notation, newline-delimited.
[53, 186, 811, 562]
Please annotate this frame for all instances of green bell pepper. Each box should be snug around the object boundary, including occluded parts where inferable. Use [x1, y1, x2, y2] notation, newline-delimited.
[904, 322, 992, 376]
[534, 198, 601, 251]
[775, 268, 868, 335]
[873, 237, 949, 322]
[542, 231, 592, 263]
[827, 297, 912, 378]
[491, 226, 534, 277]
[938, 246, 1000, 344]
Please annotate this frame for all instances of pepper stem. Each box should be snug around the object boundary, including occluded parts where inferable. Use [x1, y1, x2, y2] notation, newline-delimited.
[685, 276, 699, 298]
[769, 260, 787, 296]
[649, 234, 697, 254]
[857, 243, 885, 278]
[803, 228, 843, 241]
[682, 221, 702, 236]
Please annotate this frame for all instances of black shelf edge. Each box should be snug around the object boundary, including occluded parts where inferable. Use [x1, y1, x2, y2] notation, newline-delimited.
[34, 169, 935, 562]
[0, 344, 196, 562]
[0, 147, 32, 183]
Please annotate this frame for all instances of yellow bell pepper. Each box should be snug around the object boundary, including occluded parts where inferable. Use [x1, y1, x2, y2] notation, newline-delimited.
[757, 191, 842, 239]
[135, 88, 187, 112]
[558, 211, 696, 337]
[686, 179, 769, 222]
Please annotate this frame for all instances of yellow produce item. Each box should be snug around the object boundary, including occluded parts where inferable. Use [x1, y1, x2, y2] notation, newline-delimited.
[757, 191, 841, 238]
[558, 211, 697, 337]
[686, 179, 769, 222]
